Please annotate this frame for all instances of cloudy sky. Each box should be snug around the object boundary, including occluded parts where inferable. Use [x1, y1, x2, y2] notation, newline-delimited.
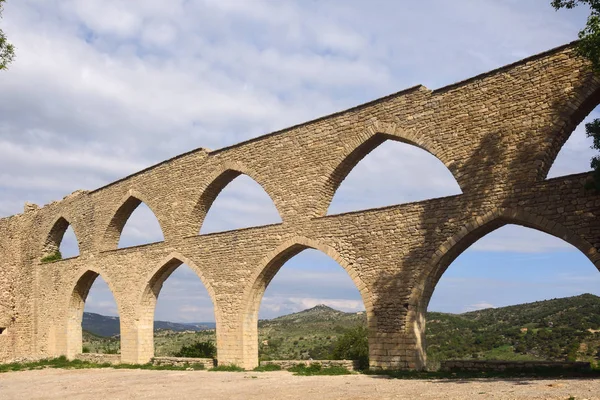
[1, 1, 599, 323]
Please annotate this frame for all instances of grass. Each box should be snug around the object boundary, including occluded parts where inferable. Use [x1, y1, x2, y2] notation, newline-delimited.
[287, 363, 352, 376]
[4, 357, 600, 381]
[0, 356, 206, 373]
[209, 364, 245, 372]
[40, 251, 62, 263]
[253, 364, 283, 372]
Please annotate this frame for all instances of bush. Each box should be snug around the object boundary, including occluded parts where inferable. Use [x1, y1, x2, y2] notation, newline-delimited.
[253, 363, 282, 372]
[210, 364, 244, 372]
[188, 363, 205, 370]
[174, 340, 217, 358]
[288, 363, 351, 376]
[41, 251, 62, 263]
[330, 325, 369, 370]
[82, 346, 91, 354]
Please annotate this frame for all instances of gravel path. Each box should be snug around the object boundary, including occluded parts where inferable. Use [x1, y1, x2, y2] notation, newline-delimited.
[1, 369, 599, 400]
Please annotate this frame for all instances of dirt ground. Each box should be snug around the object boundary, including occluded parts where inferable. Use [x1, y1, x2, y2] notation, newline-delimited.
[1, 369, 599, 400]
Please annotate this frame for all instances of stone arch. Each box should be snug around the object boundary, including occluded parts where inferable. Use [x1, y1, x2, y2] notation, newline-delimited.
[407, 207, 600, 368]
[239, 236, 371, 369]
[101, 190, 166, 251]
[317, 119, 464, 217]
[65, 267, 121, 359]
[135, 252, 221, 363]
[191, 161, 285, 235]
[42, 215, 82, 259]
[540, 77, 600, 180]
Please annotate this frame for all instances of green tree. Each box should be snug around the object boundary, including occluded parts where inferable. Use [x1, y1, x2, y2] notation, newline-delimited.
[552, 1, 600, 189]
[0, 0, 15, 70]
[174, 340, 217, 358]
[330, 325, 369, 370]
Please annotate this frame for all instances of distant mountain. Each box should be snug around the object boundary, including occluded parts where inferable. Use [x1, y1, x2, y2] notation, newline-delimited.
[83, 295, 600, 364]
[259, 304, 366, 328]
[82, 312, 215, 337]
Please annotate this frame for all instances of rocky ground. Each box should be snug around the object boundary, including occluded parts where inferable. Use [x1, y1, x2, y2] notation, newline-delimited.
[1, 369, 600, 399]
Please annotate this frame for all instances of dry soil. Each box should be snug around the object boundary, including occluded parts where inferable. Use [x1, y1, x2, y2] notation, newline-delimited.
[1, 369, 599, 400]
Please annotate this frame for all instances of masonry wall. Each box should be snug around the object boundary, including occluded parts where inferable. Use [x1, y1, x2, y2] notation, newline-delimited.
[0, 42, 599, 370]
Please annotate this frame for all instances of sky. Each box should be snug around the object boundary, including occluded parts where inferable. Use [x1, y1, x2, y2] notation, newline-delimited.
[1, 0, 599, 324]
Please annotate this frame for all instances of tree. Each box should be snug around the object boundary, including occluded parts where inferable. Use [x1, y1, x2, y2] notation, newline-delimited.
[330, 325, 369, 370]
[174, 340, 217, 358]
[0, 0, 15, 70]
[552, 1, 600, 189]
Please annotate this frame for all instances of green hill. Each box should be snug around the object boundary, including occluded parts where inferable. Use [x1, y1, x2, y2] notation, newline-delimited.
[258, 304, 366, 360]
[82, 294, 600, 367]
[426, 294, 600, 365]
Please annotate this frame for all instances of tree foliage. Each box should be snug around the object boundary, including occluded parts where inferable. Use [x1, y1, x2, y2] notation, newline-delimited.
[0, 0, 15, 70]
[174, 340, 217, 358]
[553, 1, 600, 189]
[330, 325, 369, 370]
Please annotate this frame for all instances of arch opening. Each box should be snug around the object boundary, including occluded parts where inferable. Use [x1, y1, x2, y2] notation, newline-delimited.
[542, 85, 600, 180]
[68, 271, 120, 358]
[242, 240, 370, 370]
[547, 105, 600, 179]
[422, 223, 600, 370]
[327, 134, 462, 215]
[199, 173, 282, 235]
[43, 217, 80, 261]
[137, 257, 218, 363]
[104, 196, 165, 250]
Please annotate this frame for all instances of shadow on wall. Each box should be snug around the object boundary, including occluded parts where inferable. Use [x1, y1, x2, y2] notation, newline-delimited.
[371, 69, 600, 370]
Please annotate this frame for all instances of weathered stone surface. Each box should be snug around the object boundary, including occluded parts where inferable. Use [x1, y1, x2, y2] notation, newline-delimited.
[0, 42, 599, 370]
[261, 360, 359, 371]
[74, 353, 121, 365]
[152, 356, 215, 369]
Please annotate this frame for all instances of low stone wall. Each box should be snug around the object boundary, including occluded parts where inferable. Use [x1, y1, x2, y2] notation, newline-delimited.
[440, 360, 591, 372]
[152, 357, 215, 369]
[75, 353, 121, 365]
[261, 359, 359, 371]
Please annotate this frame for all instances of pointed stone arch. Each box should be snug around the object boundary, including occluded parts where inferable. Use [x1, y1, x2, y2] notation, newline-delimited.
[65, 267, 121, 359]
[134, 252, 221, 363]
[540, 77, 600, 180]
[406, 207, 600, 369]
[42, 215, 82, 260]
[239, 236, 371, 369]
[191, 161, 284, 235]
[316, 119, 464, 217]
[422, 208, 600, 299]
[101, 190, 166, 251]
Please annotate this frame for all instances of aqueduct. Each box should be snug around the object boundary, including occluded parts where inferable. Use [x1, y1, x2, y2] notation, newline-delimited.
[1, 42, 600, 370]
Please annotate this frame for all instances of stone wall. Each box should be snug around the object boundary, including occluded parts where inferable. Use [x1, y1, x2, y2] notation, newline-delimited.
[261, 360, 359, 371]
[0, 42, 599, 371]
[152, 357, 215, 369]
[74, 353, 121, 365]
[441, 360, 592, 372]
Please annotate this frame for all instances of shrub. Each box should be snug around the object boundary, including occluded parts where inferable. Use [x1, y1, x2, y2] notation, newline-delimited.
[174, 340, 217, 358]
[41, 251, 62, 263]
[253, 363, 282, 372]
[288, 363, 351, 376]
[210, 364, 244, 372]
[330, 325, 369, 370]
[82, 346, 91, 354]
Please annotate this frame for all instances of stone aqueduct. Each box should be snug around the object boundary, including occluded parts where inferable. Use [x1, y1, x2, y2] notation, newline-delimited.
[1, 42, 600, 370]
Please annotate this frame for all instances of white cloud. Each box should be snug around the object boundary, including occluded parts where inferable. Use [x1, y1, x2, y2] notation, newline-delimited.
[464, 302, 495, 312]
[1, 0, 596, 321]
[260, 296, 365, 318]
[470, 225, 577, 253]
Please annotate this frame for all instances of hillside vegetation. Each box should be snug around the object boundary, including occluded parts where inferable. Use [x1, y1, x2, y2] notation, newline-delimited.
[83, 294, 600, 367]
